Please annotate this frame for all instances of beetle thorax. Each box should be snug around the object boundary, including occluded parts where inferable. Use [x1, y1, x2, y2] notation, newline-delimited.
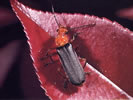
[55, 26, 69, 47]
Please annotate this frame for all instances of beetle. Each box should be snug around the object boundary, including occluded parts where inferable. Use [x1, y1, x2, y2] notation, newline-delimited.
[55, 25, 85, 85]
[43, 1, 95, 86]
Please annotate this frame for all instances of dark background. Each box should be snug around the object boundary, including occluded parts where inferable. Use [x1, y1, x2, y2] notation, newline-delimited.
[0, 0, 133, 99]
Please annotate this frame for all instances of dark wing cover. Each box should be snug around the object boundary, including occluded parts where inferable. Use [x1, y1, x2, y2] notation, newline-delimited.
[57, 43, 85, 85]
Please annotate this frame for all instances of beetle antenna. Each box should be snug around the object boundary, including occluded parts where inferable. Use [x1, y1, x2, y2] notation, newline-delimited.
[48, 0, 60, 27]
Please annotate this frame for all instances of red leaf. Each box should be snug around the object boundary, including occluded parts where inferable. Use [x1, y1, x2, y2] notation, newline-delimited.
[10, 0, 133, 99]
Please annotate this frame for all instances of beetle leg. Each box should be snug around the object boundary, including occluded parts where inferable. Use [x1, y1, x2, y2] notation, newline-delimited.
[79, 57, 87, 69]
[57, 67, 70, 88]
[85, 72, 91, 76]
[70, 32, 80, 42]
[64, 79, 69, 89]
[41, 48, 58, 66]
[79, 58, 91, 76]
[57, 67, 66, 79]
[70, 22, 96, 42]
[82, 58, 87, 69]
